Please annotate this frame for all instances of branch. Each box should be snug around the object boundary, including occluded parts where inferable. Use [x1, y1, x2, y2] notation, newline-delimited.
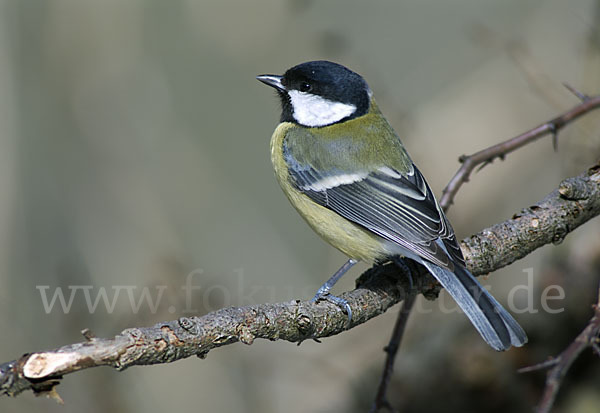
[439, 91, 600, 210]
[518, 285, 600, 413]
[369, 90, 600, 412]
[462, 163, 600, 276]
[1, 161, 599, 400]
[370, 290, 416, 413]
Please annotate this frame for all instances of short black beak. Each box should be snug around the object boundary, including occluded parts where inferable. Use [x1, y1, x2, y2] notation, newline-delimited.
[256, 74, 285, 91]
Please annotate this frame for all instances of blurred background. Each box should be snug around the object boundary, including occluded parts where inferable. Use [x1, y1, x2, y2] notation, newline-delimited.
[1, 0, 600, 412]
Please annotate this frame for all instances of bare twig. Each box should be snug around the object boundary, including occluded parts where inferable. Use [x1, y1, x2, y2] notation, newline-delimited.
[439, 93, 600, 210]
[519, 286, 600, 413]
[369, 93, 600, 411]
[1, 162, 599, 401]
[515, 358, 558, 373]
[370, 291, 416, 413]
[562, 83, 590, 102]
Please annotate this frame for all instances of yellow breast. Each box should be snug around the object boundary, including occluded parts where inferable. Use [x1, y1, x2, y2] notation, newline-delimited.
[270, 122, 391, 262]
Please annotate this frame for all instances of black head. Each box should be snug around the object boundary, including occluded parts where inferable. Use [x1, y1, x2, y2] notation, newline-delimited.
[257, 61, 371, 127]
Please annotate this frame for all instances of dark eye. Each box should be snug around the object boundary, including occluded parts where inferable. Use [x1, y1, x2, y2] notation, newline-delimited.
[299, 82, 312, 92]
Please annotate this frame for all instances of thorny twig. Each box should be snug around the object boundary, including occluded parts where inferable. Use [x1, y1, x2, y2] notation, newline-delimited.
[519, 285, 600, 413]
[370, 90, 600, 412]
[1, 97, 600, 407]
[439, 87, 600, 211]
[370, 291, 417, 413]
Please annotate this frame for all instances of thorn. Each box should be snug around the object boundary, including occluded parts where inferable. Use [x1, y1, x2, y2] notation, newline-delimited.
[547, 123, 559, 152]
[370, 399, 397, 413]
[518, 358, 559, 373]
[32, 380, 64, 404]
[45, 387, 64, 404]
[476, 159, 492, 172]
[562, 82, 589, 102]
[81, 328, 96, 341]
[592, 342, 600, 357]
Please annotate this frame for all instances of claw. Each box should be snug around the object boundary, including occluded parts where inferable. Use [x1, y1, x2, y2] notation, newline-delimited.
[310, 258, 358, 327]
[312, 292, 352, 325]
[325, 294, 352, 324]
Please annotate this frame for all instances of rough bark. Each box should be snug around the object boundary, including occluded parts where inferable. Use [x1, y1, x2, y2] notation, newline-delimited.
[1, 162, 599, 400]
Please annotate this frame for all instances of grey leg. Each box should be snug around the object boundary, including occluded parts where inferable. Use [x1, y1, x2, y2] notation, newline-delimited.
[311, 259, 358, 323]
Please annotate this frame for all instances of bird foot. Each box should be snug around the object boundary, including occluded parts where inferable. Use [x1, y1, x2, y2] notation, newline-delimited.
[311, 292, 352, 326]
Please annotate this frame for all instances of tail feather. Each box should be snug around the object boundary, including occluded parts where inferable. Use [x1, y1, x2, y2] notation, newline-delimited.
[420, 260, 527, 351]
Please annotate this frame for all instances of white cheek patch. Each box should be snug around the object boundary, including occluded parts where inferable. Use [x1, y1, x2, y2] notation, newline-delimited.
[288, 90, 357, 127]
[304, 172, 368, 191]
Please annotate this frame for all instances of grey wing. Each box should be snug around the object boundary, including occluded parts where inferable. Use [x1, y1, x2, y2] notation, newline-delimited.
[288, 158, 465, 270]
[285, 145, 528, 350]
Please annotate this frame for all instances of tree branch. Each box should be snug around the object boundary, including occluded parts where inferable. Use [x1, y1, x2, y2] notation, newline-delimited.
[368, 89, 600, 410]
[462, 163, 600, 275]
[370, 290, 416, 413]
[1, 160, 599, 400]
[439, 91, 600, 210]
[518, 285, 600, 413]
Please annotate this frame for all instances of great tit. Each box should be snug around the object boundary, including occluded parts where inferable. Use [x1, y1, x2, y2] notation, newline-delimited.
[257, 60, 527, 351]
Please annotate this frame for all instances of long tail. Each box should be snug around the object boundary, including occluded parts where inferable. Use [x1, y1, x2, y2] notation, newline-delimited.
[420, 260, 527, 351]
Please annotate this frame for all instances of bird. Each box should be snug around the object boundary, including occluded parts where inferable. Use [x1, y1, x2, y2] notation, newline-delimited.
[256, 60, 527, 351]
